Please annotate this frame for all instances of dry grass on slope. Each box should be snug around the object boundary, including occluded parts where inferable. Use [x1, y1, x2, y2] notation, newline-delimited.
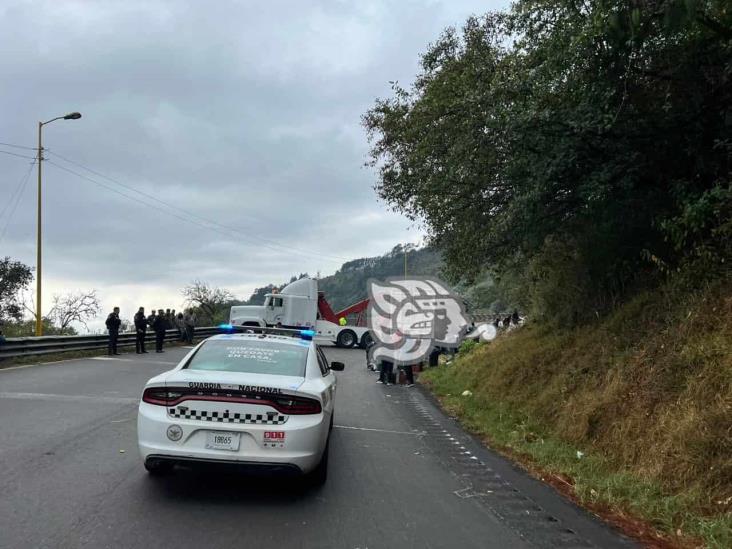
[422, 280, 731, 547]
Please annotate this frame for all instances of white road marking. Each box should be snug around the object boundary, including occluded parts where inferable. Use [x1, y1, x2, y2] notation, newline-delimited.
[0, 392, 138, 405]
[334, 425, 426, 436]
[454, 487, 493, 499]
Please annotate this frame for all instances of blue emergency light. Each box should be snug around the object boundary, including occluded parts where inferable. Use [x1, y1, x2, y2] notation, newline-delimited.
[218, 323, 234, 333]
[299, 329, 316, 341]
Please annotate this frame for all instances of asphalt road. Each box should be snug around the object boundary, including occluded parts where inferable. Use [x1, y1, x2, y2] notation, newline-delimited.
[0, 344, 635, 549]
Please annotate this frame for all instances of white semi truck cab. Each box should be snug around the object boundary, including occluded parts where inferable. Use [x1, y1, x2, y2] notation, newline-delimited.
[230, 278, 372, 348]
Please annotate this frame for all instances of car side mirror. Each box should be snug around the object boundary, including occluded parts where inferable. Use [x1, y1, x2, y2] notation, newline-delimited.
[330, 361, 345, 371]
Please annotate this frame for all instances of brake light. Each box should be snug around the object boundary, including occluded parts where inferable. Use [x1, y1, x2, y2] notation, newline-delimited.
[142, 387, 187, 406]
[274, 396, 322, 415]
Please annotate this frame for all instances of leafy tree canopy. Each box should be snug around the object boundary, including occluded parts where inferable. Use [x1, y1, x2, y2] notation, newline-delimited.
[0, 257, 33, 323]
[364, 0, 731, 322]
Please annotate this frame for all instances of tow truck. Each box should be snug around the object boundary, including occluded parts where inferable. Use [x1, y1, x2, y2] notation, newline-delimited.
[229, 278, 372, 348]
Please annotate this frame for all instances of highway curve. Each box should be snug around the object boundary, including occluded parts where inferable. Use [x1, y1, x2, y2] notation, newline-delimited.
[0, 346, 636, 549]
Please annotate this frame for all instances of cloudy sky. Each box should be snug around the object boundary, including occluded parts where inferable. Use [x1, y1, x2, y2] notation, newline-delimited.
[0, 0, 506, 331]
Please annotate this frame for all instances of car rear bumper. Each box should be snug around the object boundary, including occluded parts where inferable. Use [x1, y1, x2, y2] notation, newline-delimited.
[137, 402, 329, 474]
[144, 454, 304, 475]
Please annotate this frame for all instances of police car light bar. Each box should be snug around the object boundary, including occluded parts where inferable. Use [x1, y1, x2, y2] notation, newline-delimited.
[218, 324, 316, 341]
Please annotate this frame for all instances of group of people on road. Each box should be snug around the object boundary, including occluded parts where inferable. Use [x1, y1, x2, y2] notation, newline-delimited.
[105, 307, 197, 356]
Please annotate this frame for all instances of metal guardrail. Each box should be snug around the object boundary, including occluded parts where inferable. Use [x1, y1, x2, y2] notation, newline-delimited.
[0, 327, 220, 360]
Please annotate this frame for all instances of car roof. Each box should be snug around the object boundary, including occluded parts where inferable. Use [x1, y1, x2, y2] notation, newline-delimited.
[206, 333, 314, 348]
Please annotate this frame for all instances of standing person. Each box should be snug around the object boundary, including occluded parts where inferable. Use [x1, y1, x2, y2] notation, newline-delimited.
[511, 309, 520, 325]
[133, 307, 148, 354]
[105, 307, 121, 355]
[165, 309, 172, 329]
[377, 358, 394, 385]
[147, 308, 156, 329]
[184, 309, 196, 344]
[171, 309, 179, 339]
[401, 363, 415, 387]
[176, 312, 185, 341]
[153, 308, 167, 353]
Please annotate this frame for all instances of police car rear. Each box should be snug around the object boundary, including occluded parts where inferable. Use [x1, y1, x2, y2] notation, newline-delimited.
[137, 330, 343, 484]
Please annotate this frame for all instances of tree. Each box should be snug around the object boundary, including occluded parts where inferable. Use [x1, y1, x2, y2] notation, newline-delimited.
[363, 1, 731, 323]
[48, 290, 101, 332]
[0, 257, 33, 323]
[182, 280, 234, 325]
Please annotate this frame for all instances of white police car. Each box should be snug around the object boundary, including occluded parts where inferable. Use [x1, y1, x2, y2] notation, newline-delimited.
[137, 328, 343, 484]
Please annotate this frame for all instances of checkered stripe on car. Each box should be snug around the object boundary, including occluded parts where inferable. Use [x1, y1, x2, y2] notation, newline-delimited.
[167, 408, 287, 425]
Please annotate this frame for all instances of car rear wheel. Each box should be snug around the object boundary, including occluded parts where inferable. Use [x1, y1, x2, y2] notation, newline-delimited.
[144, 458, 174, 476]
[336, 329, 357, 348]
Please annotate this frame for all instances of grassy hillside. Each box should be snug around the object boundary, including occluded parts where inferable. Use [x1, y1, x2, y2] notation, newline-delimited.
[421, 279, 731, 547]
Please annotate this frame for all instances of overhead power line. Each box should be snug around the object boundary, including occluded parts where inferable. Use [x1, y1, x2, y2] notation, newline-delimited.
[45, 158, 347, 263]
[0, 141, 37, 151]
[45, 150, 348, 262]
[0, 149, 36, 160]
[0, 159, 36, 245]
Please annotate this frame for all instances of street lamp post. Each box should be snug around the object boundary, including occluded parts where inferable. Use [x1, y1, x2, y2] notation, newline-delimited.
[35, 112, 82, 336]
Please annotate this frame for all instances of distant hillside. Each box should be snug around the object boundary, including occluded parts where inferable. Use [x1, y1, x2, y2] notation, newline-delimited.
[240, 244, 515, 314]
[242, 245, 443, 310]
[319, 245, 442, 310]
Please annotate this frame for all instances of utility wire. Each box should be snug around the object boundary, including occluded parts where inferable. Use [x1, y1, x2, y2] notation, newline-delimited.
[0, 149, 37, 160]
[44, 159, 344, 262]
[46, 150, 347, 261]
[0, 141, 37, 151]
[0, 159, 36, 245]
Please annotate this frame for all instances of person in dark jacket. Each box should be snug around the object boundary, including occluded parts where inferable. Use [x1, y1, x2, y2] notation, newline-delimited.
[153, 308, 167, 353]
[377, 358, 394, 385]
[105, 307, 121, 355]
[133, 307, 148, 354]
[147, 309, 156, 329]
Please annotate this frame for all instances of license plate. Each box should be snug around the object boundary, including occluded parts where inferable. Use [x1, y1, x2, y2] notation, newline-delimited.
[205, 431, 240, 451]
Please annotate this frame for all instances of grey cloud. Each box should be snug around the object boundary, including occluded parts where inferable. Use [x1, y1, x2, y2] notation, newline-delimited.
[1, 0, 506, 326]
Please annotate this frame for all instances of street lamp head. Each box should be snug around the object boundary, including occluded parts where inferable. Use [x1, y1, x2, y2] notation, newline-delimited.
[63, 112, 82, 120]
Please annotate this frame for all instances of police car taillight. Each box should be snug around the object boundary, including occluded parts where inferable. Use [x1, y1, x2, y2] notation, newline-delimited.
[274, 396, 322, 415]
[142, 387, 186, 406]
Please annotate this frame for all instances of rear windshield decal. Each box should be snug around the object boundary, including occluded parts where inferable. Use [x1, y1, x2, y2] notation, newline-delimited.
[226, 346, 280, 362]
